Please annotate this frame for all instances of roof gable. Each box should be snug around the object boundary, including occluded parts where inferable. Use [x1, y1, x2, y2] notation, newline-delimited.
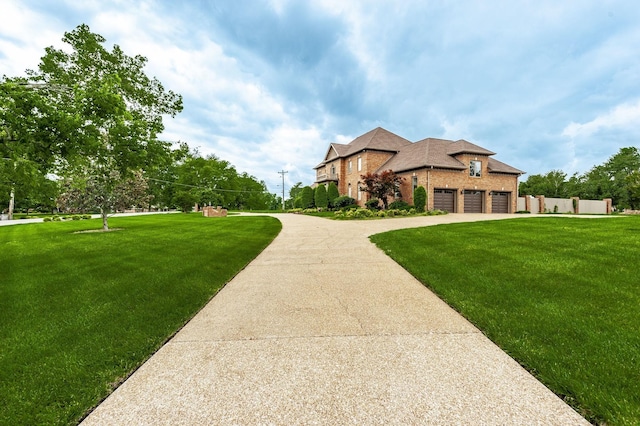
[343, 127, 412, 157]
[447, 139, 496, 156]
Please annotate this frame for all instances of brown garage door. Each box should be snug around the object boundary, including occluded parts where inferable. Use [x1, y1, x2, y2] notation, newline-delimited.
[464, 190, 483, 213]
[491, 192, 510, 213]
[434, 189, 455, 212]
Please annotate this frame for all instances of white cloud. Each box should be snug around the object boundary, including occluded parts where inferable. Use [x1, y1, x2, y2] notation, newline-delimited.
[562, 100, 640, 139]
[0, 1, 67, 76]
[439, 117, 472, 141]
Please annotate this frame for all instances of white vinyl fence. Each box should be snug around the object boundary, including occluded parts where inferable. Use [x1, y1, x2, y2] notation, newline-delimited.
[518, 196, 611, 214]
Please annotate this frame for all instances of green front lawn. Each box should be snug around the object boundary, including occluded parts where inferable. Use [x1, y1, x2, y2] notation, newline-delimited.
[371, 217, 640, 425]
[0, 214, 281, 425]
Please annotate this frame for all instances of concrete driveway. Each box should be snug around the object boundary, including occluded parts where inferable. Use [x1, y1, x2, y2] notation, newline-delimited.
[82, 213, 588, 425]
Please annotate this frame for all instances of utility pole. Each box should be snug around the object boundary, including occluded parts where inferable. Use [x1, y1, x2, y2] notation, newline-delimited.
[277, 170, 288, 211]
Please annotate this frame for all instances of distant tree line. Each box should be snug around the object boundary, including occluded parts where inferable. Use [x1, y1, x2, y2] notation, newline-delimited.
[519, 147, 640, 210]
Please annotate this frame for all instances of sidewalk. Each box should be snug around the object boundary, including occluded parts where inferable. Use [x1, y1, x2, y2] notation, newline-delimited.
[82, 213, 588, 425]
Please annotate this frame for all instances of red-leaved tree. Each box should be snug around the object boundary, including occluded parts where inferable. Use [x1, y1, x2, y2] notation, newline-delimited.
[359, 170, 405, 209]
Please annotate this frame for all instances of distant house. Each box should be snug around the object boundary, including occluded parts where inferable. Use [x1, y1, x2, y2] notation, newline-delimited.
[314, 127, 524, 213]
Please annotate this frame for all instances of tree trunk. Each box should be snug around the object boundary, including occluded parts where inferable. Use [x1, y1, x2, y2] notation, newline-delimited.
[100, 207, 109, 231]
[8, 186, 15, 220]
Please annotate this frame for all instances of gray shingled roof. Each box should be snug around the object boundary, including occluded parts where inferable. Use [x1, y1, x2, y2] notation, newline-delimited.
[447, 139, 496, 156]
[377, 137, 522, 175]
[316, 128, 523, 175]
[487, 158, 525, 174]
[379, 138, 466, 172]
[343, 127, 412, 155]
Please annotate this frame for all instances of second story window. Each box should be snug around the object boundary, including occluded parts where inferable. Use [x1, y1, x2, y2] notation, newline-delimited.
[348, 160, 352, 173]
[357, 157, 362, 172]
[470, 160, 481, 177]
[331, 164, 336, 177]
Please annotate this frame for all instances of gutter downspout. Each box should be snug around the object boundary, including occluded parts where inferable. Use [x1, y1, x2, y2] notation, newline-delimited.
[427, 167, 432, 211]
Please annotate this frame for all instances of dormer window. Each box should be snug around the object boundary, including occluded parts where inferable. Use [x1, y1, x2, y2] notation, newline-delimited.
[470, 160, 481, 177]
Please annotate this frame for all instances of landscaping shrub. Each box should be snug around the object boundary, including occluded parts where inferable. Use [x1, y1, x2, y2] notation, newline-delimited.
[327, 182, 340, 208]
[333, 196, 357, 209]
[314, 185, 328, 209]
[388, 200, 411, 210]
[349, 208, 374, 218]
[300, 186, 315, 209]
[366, 198, 381, 210]
[414, 186, 427, 212]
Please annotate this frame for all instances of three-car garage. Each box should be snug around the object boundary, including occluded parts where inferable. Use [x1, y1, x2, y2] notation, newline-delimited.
[433, 189, 512, 213]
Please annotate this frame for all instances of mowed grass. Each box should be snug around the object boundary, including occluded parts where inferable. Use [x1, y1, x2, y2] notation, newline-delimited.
[0, 214, 281, 425]
[370, 217, 640, 425]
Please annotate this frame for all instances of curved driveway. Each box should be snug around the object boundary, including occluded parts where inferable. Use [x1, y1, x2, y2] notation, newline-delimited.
[83, 213, 588, 425]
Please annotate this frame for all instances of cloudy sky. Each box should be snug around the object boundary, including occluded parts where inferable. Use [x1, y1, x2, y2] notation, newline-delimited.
[2, 1, 639, 195]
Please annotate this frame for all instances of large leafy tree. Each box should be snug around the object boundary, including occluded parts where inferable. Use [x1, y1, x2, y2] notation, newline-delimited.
[30, 24, 182, 229]
[232, 172, 270, 210]
[174, 154, 237, 208]
[518, 170, 569, 198]
[0, 77, 79, 218]
[360, 170, 405, 209]
[172, 153, 271, 211]
[581, 147, 640, 209]
[57, 169, 151, 216]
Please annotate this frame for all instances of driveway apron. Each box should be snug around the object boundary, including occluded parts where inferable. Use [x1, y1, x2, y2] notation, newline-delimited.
[82, 213, 588, 425]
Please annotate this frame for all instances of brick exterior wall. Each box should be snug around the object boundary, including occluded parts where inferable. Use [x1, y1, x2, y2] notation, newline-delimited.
[396, 154, 519, 213]
[320, 149, 520, 212]
[339, 150, 395, 202]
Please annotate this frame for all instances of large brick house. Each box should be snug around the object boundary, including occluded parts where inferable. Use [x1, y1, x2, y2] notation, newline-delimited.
[314, 127, 524, 213]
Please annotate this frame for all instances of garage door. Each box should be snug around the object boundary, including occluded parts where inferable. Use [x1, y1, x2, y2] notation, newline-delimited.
[464, 190, 483, 213]
[434, 189, 455, 212]
[491, 192, 510, 213]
